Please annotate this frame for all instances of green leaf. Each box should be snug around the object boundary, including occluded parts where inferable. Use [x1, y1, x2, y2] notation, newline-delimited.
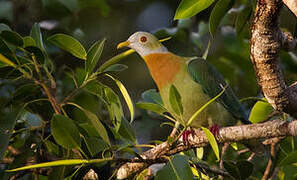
[223, 161, 240, 179]
[201, 127, 220, 161]
[103, 64, 128, 72]
[155, 155, 194, 180]
[237, 160, 253, 179]
[0, 30, 24, 47]
[141, 89, 163, 105]
[0, 108, 20, 159]
[117, 118, 136, 143]
[196, 147, 204, 159]
[44, 140, 60, 156]
[174, 0, 215, 20]
[106, 74, 135, 123]
[235, 4, 252, 37]
[6, 158, 111, 172]
[280, 151, 297, 166]
[0, 23, 11, 32]
[209, 0, 234, 36]
[47, 33, 87, 60]
[30, 23, 46, 52]
[68, 103, 111, 146]
[169, 85, 183, 116]
[249, 98, 274, 123]
[86, 39, 105, 74]
[84, 137, 109, 156]
[23, 36, 36, 47]
[51, 114, 81, 149]
[58, 0, 78, 12]
[136, 102, 167, 115]
[24, 46, 45, 63]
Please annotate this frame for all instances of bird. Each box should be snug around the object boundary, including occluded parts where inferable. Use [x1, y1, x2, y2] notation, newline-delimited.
[117, 32, 250, 136]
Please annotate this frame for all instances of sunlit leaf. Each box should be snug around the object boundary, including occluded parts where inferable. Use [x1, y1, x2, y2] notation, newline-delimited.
[209, 0, 234, 36]
[201, 127, 220, 160]
[47, 33, 87, 60]
[51, 114, 81, 149]
[6, 158, 111, 172]
[174, 0, 215, 20]
[249, 98, 274, 123]
[0, 53, 15, 67]
[86, 39, 105, 74]
[106, 74, 134, 123]
[23, 36, 36, 47]
[169, 85, 183, 116]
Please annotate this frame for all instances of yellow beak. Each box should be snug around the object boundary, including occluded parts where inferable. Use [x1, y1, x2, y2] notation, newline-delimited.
[117, 41, 130, 49]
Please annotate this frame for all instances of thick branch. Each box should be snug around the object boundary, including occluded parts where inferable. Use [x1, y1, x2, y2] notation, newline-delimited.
[283, 0, 297, 17]
[250, 0, 297, 118]
[117, 120, 297, 179]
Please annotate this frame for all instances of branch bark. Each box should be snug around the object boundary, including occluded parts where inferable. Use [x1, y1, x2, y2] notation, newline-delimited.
[117, 120, 297, 179]
[250, 0, 297, 118]
[283, 0, 297, 17]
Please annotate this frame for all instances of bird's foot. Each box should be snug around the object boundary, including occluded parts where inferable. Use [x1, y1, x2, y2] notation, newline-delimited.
[209, 124, 220, 138]
[182, 128, 195, 145]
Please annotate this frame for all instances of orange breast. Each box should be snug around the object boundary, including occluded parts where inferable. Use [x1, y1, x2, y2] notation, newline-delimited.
[143, 53, 182, 89]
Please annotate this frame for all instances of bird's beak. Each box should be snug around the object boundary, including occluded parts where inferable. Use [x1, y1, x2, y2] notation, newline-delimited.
[117, 41, 130, 49]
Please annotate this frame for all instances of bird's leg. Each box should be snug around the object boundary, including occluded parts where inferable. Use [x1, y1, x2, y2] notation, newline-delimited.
[182, 128, 195, 145]
[209, 124, 220, 138]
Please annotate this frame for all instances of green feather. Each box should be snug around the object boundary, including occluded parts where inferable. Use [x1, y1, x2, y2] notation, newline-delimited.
[187, 57, 249, 124]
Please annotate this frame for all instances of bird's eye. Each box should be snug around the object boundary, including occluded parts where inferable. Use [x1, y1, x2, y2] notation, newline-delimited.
[140, 36, 147, 43]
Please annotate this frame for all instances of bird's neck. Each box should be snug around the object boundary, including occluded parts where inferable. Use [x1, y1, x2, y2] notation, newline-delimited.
[143, 53, 182, 89]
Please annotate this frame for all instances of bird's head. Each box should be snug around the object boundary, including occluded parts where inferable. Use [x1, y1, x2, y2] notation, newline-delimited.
[117, 31, 167, 57]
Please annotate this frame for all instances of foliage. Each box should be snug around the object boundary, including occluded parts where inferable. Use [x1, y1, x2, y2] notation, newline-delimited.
[0, 0, 297, 179]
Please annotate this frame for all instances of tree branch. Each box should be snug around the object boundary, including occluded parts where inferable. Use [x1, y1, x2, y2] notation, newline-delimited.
[116, 119, 297, 179]
[250, 0, 297, 118]
[283, 0, 297, 17]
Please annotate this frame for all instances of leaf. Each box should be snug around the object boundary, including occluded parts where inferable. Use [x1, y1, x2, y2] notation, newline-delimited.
[86, 39, 105, 74]
[0, 108, 20, 159]
[235, 4, 252, 37]
[249, 98, 274, 123]
[106, 74, 134, 123]
[169, 85, 183, 116]
[136, 102, 167, 115]
[58, 0, 78, 13]
[196, 147, 204, 159]
[84, 137, 109, 156]
[201, 127, 220, 161]
[155, 155, 194, 180]
[174, 0, 215, 20]
[209, 0, 234, 36]
[280, 151, 297, 166]
[47, 33, 87, 60]
[51, 114, 81, 149]
[223, 161, 240, 179]
[25, 46, 45, 63]
[237, 160, 253, 179]
[0, 23, 11, 32]
[103, 64, 128, 72]
[68, 103, 111, 146]
[6, 158, 111, 172]
[0, 30, 23, 47]
[23, 36, 36, 47]
[44, 140, 60, 156]
[30, 23, 46, 52]
[141, 89, 163, 105]
[0, 53, 15, 67]
[117, 118, 136, 143]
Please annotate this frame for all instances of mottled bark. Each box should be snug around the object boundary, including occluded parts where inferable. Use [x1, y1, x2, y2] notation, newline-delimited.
[117, 120, 297, 179]
[283, 0, 297, 17]
[250, 0, 297, 118]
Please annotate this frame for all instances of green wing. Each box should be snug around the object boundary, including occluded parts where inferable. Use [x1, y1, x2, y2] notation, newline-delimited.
[187, 58, 249, 124]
